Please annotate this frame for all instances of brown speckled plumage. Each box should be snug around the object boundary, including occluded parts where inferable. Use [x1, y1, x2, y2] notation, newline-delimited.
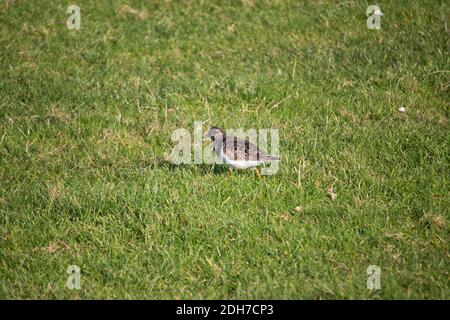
[221, 133, 279, 162]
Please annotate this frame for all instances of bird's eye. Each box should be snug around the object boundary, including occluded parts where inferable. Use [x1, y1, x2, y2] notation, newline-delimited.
[211, 136, 215, 141]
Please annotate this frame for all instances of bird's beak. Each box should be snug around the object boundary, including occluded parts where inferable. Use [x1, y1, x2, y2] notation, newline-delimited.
[202, 137, 212, 146]
[203, 133, 211, 144]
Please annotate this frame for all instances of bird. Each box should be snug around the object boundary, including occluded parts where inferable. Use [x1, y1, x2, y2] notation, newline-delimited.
[204, 127, 280, 177]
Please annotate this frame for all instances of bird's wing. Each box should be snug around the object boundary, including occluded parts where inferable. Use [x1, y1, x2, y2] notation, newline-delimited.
[222, 134, 273, 162]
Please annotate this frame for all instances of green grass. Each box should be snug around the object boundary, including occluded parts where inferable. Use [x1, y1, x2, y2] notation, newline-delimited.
[0, 0, 448, 299]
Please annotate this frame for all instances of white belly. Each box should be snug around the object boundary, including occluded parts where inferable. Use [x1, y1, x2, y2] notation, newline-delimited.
[217, 149, 261, 169]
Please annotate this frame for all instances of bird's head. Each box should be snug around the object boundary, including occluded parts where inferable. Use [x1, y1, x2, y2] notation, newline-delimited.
[204, 127, 224, 141]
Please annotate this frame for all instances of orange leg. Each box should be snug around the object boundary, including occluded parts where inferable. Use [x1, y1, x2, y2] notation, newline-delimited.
[255, 167, 261, 178]
[227, 167, 233, 176]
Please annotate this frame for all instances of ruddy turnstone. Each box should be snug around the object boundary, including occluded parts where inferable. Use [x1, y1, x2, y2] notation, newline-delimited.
[204, 127, 280, 177]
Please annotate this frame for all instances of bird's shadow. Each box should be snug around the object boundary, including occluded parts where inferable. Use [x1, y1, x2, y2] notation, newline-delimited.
[145, 157, 229, 176]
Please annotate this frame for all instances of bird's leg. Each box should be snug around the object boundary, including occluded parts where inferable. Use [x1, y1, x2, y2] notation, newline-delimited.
[255, 167, 262, 178]
[227, 167, 233, 176]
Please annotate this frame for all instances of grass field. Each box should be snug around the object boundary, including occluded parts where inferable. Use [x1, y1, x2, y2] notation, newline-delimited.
[0, 0, 448, 299]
